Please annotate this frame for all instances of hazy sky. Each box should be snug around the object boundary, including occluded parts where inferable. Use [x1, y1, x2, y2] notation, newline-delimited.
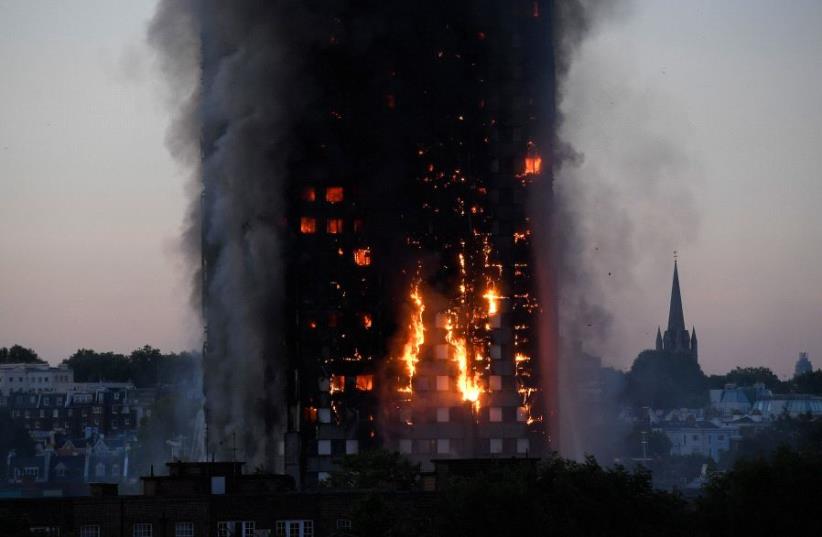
[0, 1, 820, 377]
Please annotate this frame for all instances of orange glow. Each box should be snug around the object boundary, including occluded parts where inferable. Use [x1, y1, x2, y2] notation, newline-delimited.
[326, 186, 344, 203]
[445, 314, 482, 409]
[399, 282, 425, 393]
[362, 313, 373, 330]
[308, 320, 317, 330]
[300, 217, 317, 234]
[356, 375, 374, 391]
[483, 287, 500, 316]
[524, 156, 543, 175]
[304, 407, 318, 423]
[354, 248, 371, 266]
[330, 375, 345, 393]
[302, 187, 316, 202]
[326, 218, 344, 234]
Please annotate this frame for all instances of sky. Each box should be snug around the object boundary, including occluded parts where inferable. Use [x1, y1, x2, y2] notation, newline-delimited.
[0, 1, 820, 377]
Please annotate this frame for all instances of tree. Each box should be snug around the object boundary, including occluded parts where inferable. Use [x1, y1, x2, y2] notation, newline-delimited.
[790, 370, 822, 395]
[624, 425, 672, 459]
[0, 345, 45, 364]
[710, 366, 786, 392]
[625, 350, 708, 409]
[63, 349, 131, 382]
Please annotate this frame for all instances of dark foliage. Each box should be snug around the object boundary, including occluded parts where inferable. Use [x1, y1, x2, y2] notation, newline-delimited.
[62, 346, 199, 388]
[323, 449, 420, 491]
[707, 366, 786, 393]
[0, 345, 45, 364]
[625, 350, 708, 409]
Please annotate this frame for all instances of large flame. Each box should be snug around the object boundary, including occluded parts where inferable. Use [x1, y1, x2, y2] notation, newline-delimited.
[399, 282, 425, 393]
[445, 314, 482, 409]
[483, 287, 500, 316]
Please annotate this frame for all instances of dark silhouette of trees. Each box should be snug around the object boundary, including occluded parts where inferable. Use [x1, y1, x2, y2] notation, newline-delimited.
[0, 345, 45, 364]
[62, 346, 199, 387]
[708, 366, 786, 392]
[625, 350, 708, 409]
[324, 449, 420, 491]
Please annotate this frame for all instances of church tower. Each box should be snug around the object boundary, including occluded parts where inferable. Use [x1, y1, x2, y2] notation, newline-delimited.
[655, 260, 698, 361]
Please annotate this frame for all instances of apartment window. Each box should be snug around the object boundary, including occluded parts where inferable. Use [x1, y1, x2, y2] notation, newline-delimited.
[24, 466, 40, 478]
[96, 463, 106, 478]
[174, 522, 193, 537]
[318, 408, 331, 424]
[489, 375, 502, 391]
[516, 406, 529, 422]
[345, 440, 359, 455]
[355, 375, 373, 391]
[326, 218, 344, 234]
[218, 522, 251, 537]
[336, 519, 353, 530]
[353, 248, 371, 266]
[436, 438, 450, 455]
[325, 186, 344, 203]
[302, 186, 317, 202]
[436, 376, 449, 391]
[317, 440, 332, 456]
[399, 439, 413, 454]
[489, 407, 503, 423]
[52, 409, 59, 418]
[275, 520, 314, 537]
[133, 523, 152, 537]
[436, 407, 450, 423]
[489, 438, 503, 454]
[300, 217, 317, 234]
[80, 526, 100, 537]
[517, 438, 530, 454]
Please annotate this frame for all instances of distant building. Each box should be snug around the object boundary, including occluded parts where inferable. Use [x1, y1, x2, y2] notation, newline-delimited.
[709, 383, 772, 417]
[794, 352, 813, 378]
[654, 261, 698, 362]
[752, 394, 822, 419]
[0, 363, 74, 396]
[661, 421, 732, 461]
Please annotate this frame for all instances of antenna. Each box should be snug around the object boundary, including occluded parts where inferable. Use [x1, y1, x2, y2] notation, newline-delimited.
[673, 250, 678, 262]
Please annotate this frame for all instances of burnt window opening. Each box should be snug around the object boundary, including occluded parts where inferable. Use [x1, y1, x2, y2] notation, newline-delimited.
[330, 375, 346, 393]
[356, 375, 374, 391]
[326, 218, 344, 234]
[302, 186, 317, 202]
[353, 219, 364, 233]
[354, 248, 371, 266]
[326, 186, 344, 203]
[300, 217, 317, 234]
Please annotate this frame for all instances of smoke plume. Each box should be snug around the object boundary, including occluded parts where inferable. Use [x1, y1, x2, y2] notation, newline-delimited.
[549, 0, 700, 459]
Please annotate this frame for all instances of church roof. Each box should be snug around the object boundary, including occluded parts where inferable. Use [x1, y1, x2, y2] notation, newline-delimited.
[668, 261, 686, 333]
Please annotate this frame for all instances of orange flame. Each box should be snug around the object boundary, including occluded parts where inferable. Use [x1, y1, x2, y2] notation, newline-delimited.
[445, 314, 482, 409]
[483, 287, 500, 316]
[399, 282, 425, 393]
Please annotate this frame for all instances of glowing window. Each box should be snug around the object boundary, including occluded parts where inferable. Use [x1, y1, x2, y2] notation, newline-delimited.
[326, 218, 344, 234]
[489, 407, 503, 422]
[355, 375, 373, 391]
[304, 407, 318, 423]
[325, 187, 344, 203]
[302, 187, 316, 202]
[300, 217, 317, 234]
[436, 376, 449, 391]
[353, 248, 371, 266]
[362, 313, 373, 329]
[517, 406, 529, 422]
[437, 408, 450, 423]
[524, 156, 543, 175]
[489, 375, 502, 391]
[330, 375, 345, 393]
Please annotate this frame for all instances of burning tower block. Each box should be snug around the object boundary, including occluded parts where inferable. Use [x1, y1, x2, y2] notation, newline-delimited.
[201, 0, 555, 487]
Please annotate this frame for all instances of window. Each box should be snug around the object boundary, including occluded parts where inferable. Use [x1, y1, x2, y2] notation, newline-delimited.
[516, 406, 529, 422]
[489, 438, 503, 454]
[489, 375, 502, 391]
[355, 375, 373, 391]
[275, 520, 314, 537]
[318, 408, 331, 424]
[53, 409, 59, 418]
[489, 407, 503, 423]
[353, 219, 364, 233]
[336, 519, 353, 530]
[218, 522, 256, 537]
[80, 526, 101, 537]
[325, 186, 344, 203]
[436, 407, 450, 423]
[24, 466, 40, 478]
[437, 439, 450, 454]
[29, 528, 60, 536]
[330, 375, 345, 393]
[399, 439, 413, 454]
[524, 155, 542, 175]
[302, 186, 316, 202]
[317, 440, 332, 456]
[345, 440, 359, 455]
[300, 217, 317, 234]
[436, 376, 449, 391]
[174, 522, 193, 537]
[517, 438, 530, 454]
[353, 247, 371, 266]
[96, 463, 106, 478]
[133, 523, 152, 537]
[326, 218, 344, 234]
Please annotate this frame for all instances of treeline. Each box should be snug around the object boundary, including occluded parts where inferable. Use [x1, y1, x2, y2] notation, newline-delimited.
[62, 346, 200, 388]
[623, 350, 822, 410]
[326, 447, 822, 537]
[0, 345, 45, 364]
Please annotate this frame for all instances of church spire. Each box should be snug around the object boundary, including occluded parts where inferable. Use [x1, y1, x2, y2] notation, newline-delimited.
[667, 260, 686, 333]
[656, 327, 663, 351]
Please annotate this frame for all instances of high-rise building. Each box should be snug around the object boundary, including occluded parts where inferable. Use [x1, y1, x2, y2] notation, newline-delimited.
[201, 0, 555, 488]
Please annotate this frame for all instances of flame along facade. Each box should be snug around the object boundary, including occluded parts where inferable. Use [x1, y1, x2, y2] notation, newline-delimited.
[201, 1, 555, 487]
[283, 1, 553, 487]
